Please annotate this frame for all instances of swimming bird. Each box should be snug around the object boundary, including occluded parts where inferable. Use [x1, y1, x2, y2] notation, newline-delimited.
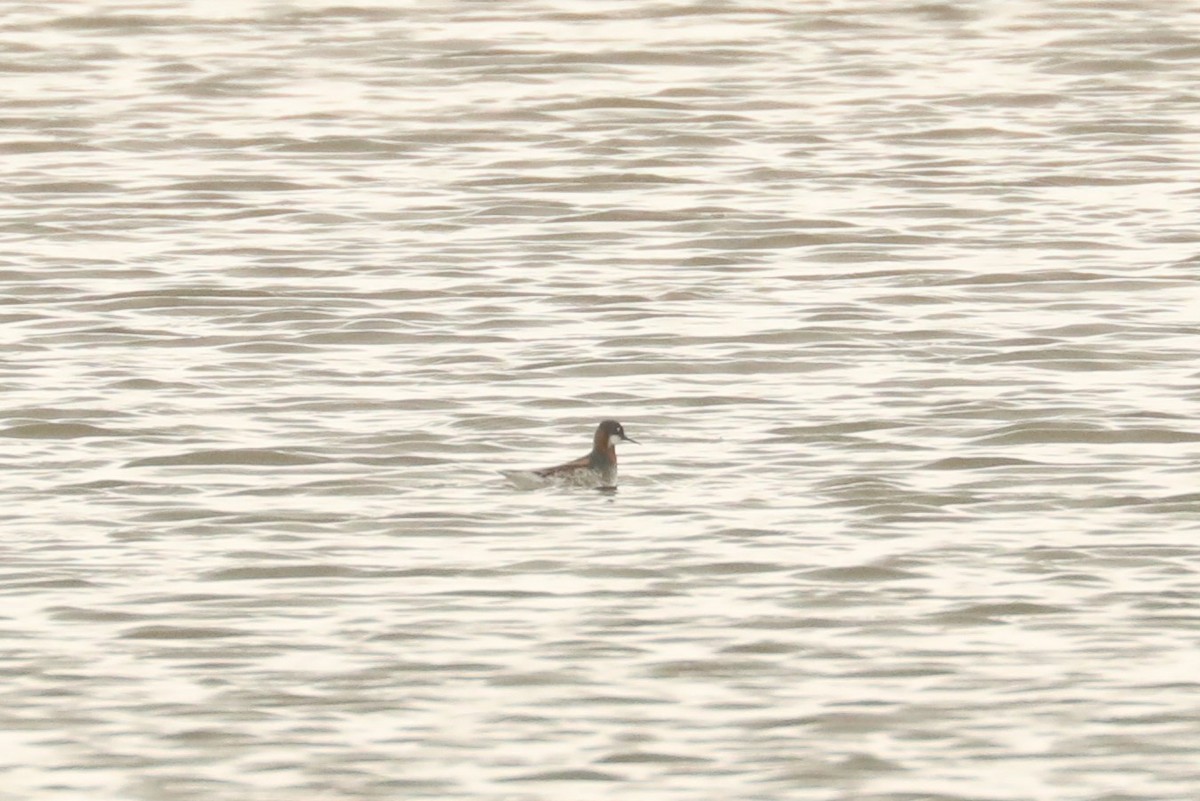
[505, 420, 638, 488]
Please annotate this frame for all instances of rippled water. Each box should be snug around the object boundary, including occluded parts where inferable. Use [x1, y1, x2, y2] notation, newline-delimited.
[5, 1, 1200, 799]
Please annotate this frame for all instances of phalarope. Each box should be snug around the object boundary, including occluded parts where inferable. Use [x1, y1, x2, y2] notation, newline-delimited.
[505, 420, 638, 489]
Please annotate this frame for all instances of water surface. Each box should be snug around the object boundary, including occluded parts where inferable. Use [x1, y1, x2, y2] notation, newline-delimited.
[4, 1, 1200, 799]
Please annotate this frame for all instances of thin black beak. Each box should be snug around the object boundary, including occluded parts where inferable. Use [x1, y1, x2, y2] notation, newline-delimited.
[620, 433, 639, 444]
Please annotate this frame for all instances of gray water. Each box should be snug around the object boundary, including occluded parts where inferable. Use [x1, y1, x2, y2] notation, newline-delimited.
[4, 1, 1200, 799]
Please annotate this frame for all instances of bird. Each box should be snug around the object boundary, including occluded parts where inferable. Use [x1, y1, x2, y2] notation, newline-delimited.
[504, 420, 638, 489]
